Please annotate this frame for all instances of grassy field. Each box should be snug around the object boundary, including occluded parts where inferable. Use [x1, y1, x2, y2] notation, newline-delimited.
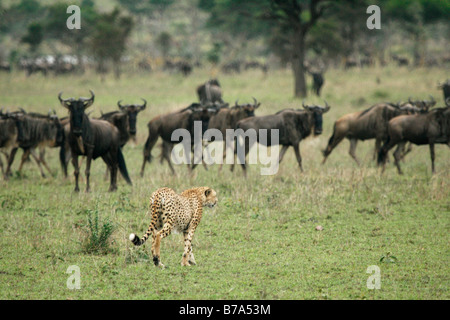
[0, 65, 449, 300]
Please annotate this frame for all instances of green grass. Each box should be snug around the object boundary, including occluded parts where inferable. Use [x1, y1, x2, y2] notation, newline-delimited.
[0, 65, 449, 299]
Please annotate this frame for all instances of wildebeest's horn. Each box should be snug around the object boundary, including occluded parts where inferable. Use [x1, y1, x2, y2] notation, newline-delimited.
[408, 97, 413, 104]
[323, 100, 330, 112]
[302, 100, 307, 109]
[19, 107, 26, 114]
[235, 100, 239, 107]
[429, 95, 435, 103]
[81, 90, 95, 102]
[58, 92, 65, 104]
[81, 90, 95, 108]
[252, 97, 261, 108]
[446, 97, 450, 107]
[140, 98, 147, 110]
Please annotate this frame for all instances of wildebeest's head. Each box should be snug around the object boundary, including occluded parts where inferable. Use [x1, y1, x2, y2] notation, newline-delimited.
[302, 100, 331, 135]
[47, 110, 65, 147]
[188, 103, 219, 135]
[117, 98, 147, 136]
[234, 97, 261, 117]
[408, 96, 436, 113]
[58, 90, 95, 137]
[208, 79, 220, 87]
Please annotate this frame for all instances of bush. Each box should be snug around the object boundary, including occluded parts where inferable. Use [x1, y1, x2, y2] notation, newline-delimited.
[81, 209, 116, 255]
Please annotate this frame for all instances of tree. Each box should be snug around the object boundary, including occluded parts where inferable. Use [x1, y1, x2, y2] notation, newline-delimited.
[381, 0, 450, 66]
[199, 0, 331, 98]
[21, 22, 43, 53]
[262, 1, 333, 97]
[89, 7, 134, 80]
[44, 1, 98, 73]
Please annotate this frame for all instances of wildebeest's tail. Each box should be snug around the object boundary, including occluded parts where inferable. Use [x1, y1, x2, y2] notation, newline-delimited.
[59, 142, 68, 178]
[118, 148, 132, 185]
[322, 124, 337, 157]
[143, 135, 153, 163]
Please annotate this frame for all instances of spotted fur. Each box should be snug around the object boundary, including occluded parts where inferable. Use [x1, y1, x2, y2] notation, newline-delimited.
[129, 187, 218, 267]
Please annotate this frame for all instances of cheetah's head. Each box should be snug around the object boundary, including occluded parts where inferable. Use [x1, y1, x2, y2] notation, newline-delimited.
[202, 187, 218, 208]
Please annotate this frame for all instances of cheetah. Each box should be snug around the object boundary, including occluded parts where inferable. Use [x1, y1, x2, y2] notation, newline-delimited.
[129, 187, 217, 267]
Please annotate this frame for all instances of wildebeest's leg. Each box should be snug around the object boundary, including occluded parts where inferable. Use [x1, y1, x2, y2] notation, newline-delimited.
[102, 153, 117, 192]
[429, 143, 436, 174]
[217, 142, 227, 172]
[392, 142, 404, 175]
[160, 141, 176, 175]
[377, 137, 398, 174]
[17, 148, 31, 175]
[374, 138, 382, 161]
[399, 142, 413, 162]
[278, 145, 289, 164]
[29, 149, 47, 178]
[84, 148, 95, 193]
[38, 148, 54, 177]
[101, 152, 117, 192]
[71, 155, 80, 192]
[348, 139, 360, 166]
[4, 147, 19, 179]
[237, 138, 253, 177]
[322, 130, 345, 164]
[293, 143, 303, 172]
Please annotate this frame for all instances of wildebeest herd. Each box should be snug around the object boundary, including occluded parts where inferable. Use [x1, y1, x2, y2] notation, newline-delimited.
[1, 78, 449, 192]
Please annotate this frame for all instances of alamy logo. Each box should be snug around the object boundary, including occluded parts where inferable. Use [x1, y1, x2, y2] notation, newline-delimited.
[366, 265, 381, 290]
[67, 5, 81, 30]
[366, 5, 381, 30]
[66, 265, 81, 290]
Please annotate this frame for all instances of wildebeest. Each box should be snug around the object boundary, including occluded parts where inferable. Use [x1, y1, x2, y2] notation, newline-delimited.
[163, 59, 192, 76]
[310, 72, 324, 96]
[304, 62, 325, 96]
[438, 79, 450, 101]
[3, 110, 64, 179]
[378, 103, 450, 174]
[195, 98, 260, 171]
[234, 101, 330, 175]
[58, 90, 132, 192]
[321, 101, 428, 166]
[196, 79, 223, 105]
[221, 61, 241, 74]
[0, 62, 11, 73]
[244, 61, 268, 74]
[0, 111, 26, 177]
[140, 103, 218, 176]
[100, 98, 147, 145]
[391, 54, 409, 66]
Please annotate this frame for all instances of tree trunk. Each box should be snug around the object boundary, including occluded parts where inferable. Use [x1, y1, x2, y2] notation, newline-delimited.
[291, 30, 307, 98]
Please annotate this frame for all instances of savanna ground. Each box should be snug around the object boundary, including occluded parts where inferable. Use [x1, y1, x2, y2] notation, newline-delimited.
[0, 65, 449, 300]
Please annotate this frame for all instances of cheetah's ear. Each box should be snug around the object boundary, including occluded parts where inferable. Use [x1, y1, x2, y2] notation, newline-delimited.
[204, 188, 212, 197]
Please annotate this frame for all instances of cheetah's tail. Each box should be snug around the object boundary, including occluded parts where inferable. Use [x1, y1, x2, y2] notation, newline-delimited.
[129, 231, 150, 246]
